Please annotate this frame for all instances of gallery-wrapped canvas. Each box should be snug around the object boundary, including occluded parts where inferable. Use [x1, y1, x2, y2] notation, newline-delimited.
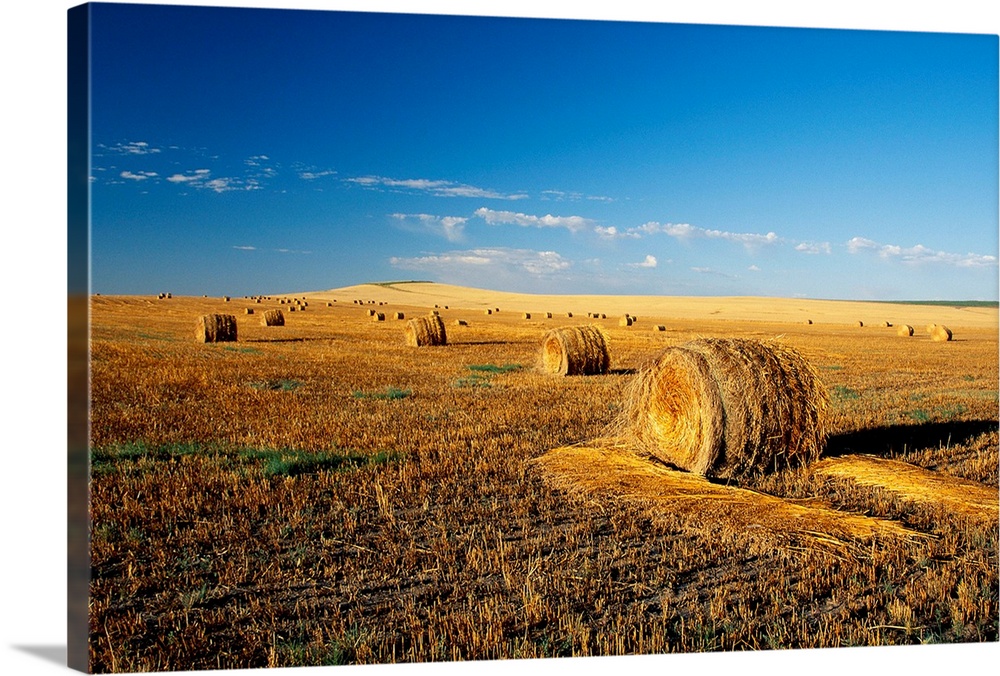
[66, 2, 998, 674]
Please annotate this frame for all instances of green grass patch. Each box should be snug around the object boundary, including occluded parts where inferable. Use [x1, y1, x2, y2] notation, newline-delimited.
[466, 363, 523, 375]
[223, 345, 264, 355]
[351, 386, 412, 400]
[905, 403, 969, 424]
[242, 447, 404, 477]
[249, 378, 302, 391]
[831, 385, 860, 402]
[453, 374, 492, 389]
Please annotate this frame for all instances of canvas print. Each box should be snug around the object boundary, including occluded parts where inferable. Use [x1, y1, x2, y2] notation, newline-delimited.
[69, 2, 999, 673]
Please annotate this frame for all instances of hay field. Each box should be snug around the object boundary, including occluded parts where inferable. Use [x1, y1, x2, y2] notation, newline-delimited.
[87, 284, 998, 671]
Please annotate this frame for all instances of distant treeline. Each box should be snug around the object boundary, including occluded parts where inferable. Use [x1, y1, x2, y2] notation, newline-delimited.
[869, 300, 999, 309]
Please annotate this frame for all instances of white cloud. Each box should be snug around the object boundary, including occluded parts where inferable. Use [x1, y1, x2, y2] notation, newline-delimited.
[347, 175, 527, 200]
[795, 242, 832, 255]
[299, 169, 337, 180]
[626, 221, 780, 248]
[233, 245, 256, 251]
[630, 255, 658, 269]
[474, 207, 593, 233]
[748, 265, 761, 272]
[390, 247, 571, 276]
[120, 170, 157, 181]
[102, 141, 162, 155]
[391, 213, 468, 242]
[846, 236, 997, 268]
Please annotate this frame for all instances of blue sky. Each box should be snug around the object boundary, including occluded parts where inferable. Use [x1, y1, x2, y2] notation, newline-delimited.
[86, 2, 998, 300]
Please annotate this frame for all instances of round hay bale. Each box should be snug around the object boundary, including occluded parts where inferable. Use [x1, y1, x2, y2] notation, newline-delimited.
[484, 309, 493, 315]
[930, 325, 953, 342]
[654, 325, 666, 331]
[196, 314, 238, 343]
[372, 312, 385, 322]
[882, 321, 892, 328]
[619, 315, 633, 327]
[404, 313, 447, 347]
[618, 338, 828, 479]
[367, 309, 376, 316]
[393, 312, 405, 320]
[223, 296, 231, 302]
[261, 309, 284, 327]
[454, 319, 468, 326]
[600, 314, 607, 320]
[523, 313, 532, 320]
[897, 324, 914, 337]
[856, 321, 864, 327]
[327, 302, 333, 307]
[566, 312, 573, 318]
[545, 312, 553, 319]
[288, 305, 297, 312]
[539, 325, 610, 376]
[245, 308, 254, 315]
[804, 319, 813, 325]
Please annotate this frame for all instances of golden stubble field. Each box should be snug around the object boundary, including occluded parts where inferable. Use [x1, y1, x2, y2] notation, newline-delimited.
[87, 283, 999, 672]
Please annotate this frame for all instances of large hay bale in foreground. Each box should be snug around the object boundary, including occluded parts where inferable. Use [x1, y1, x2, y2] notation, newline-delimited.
[196, 314, 237, 343]
[897, 324, 914, 337]
[539, 325, 610, 376]
[261, 309, 284, 327]
[617, 338, 828, 478]
[930, 325, 953, 342]
[404, 313, 447, 347]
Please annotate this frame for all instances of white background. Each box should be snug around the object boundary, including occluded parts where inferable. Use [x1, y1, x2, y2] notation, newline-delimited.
[2, 1, 997, 675]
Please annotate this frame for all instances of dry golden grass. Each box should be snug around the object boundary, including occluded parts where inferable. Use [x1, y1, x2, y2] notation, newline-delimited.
[86, 290, 998, 672]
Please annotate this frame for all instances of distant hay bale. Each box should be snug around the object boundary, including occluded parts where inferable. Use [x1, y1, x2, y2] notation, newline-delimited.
[223, 296, 231, 302]
[367, 309, 376, 317]
[166, 293, 172, 299]
[881, 321, 892, 327]
[245, 308, 254, 315]
[393, 312, 405, 320]
[404, 313, 447, 347]
[444, 305, 449, 310]
[454, 319, 468, 326]
[617, 338, 828, 479]
[619, 315, 633, 327]
[327, 302, 333, 307]
[539, 325, 610, 377]
[372, 312, 385, 322]
[255, 299, 261, 304]
[261, 309, 284, 327]
[545, 312, 553, 319]
[654, 325, 666, 331]
[484, 309, 493, 315]
[288, 306, 297, 312]
[856, 321, 864, 327]
[196, 314, 237, 343]
[566, 312, 573, 318]
[523, 313, 532, 320]
[930, 325, 953, 342]
[925, 323, 937, 333]
[804, 319, 813, 325]
[897, 324, 914, 337]
[280, 299, 286, 305]
[600, 314, 607, 319]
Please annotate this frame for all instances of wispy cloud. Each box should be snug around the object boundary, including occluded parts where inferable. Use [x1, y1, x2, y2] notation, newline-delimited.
[390, 247, 571, 276]
[232, 245, 256, 250]
[474, 207, 593, 233]
[391, 213, 467, 242]
[847, 237, 997, 268]
[633, 221, 780, 247]
[347, 175, 527, 200]
[120, 170, 157, 181]
[594, 225, 640, 240]
[795, 241, 833, 255]
[298, 169, 337, 180]
[101, 141, 162, 155]
[165, 169, 261, 193]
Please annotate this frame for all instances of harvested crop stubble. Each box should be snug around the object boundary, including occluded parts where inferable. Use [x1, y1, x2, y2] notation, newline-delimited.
[195, 314, 237, 343]
[261, 309, 284, 327]
[812, 455, 999, 522]
[617, 338, 828, 478]
[533, 440, 917, 542]
[897, 324, 914, 337]
[404, 313, 447, 347]
[539, 325, 610, 376]
[930, 324, 953, 342]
